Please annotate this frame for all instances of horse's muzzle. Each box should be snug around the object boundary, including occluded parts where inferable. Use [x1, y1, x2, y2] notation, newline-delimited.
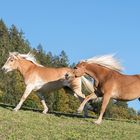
[1, 66, 5, 71]
[1, 67, 8, 73]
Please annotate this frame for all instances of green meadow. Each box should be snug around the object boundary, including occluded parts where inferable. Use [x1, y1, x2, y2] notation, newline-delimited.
[0, 106, 140, 140]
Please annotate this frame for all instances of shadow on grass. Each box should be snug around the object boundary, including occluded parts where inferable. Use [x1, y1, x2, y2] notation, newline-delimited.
[0, 103, 139, 124]
[0, 103, 95, 119]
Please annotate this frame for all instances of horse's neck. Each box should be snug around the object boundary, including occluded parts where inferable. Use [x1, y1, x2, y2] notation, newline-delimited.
[17, 59, 36, 79]
[85, 63, 110, 86]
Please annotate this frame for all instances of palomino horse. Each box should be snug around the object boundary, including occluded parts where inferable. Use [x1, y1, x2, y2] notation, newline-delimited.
[65, 54, 140, 124]
[2, 52, 95, 116]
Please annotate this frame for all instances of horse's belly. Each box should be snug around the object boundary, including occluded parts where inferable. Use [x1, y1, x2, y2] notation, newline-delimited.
[37, 80, 65, 93]
[112, 91, 140, 101]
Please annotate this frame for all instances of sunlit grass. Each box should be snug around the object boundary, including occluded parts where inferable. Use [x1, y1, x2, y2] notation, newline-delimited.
[0, 107, 140, 140]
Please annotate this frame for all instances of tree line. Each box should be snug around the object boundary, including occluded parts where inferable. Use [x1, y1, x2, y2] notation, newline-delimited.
[0, 19, 139, 120]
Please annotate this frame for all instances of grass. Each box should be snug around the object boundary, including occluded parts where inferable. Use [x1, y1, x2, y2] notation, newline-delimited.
[0, 106, 140, 140]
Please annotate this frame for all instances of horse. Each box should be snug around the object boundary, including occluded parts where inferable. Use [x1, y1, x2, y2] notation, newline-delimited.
[65, 54, 140, 124]
[1, 52, 95, 116]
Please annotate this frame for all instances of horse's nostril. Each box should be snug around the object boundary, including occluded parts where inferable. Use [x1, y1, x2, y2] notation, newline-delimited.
[65, 73, 69, 77]
[1, 67, 7, 72]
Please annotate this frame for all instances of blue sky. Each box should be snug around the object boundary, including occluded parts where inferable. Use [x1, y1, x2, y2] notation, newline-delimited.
[0, 0, 140, 111]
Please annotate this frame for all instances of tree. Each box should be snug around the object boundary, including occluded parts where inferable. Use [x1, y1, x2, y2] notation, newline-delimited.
[0, 19, 9, 67]
[9, 25, 30, 53]
[115, 100, 128, 108]
[53, 89, 70, 112]
[0, 20, 139, 119]
[138, 110, 140, 116]
[59, 50, 69, 67]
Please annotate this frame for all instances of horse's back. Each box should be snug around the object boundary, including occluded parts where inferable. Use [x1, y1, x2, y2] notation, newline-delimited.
[35, 66, 70, 82]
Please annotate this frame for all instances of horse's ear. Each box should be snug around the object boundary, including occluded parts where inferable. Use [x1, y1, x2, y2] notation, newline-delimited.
[9, 52, 18, 59]
[9, 52, 12, 56]
[28, 51, 35, 57]
[13, 55, 18, 60]
[27, 52, 30, 55]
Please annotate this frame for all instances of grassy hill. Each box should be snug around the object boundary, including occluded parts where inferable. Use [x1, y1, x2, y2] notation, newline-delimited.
[0, 106, 140, 140]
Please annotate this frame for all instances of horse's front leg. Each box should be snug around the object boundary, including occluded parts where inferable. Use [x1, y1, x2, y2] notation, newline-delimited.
[13, 85, 33, 112]
[77, 93, 97, 113]
[94, 94, 111, 125]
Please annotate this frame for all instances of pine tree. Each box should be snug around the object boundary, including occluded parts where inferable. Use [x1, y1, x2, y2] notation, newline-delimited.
[0, 19, 9, 67]
[53, 89, 70, 112]
[59, 50, 69, 67]
[115, 101, 128, 108]
[9, 25, 30, 53]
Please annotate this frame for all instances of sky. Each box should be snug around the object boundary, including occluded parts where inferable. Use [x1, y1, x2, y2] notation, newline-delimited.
[0, 0, 140, 111]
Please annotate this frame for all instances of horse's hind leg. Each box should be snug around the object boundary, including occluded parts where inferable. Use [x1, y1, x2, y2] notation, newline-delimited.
[37, 93, 48, 114]
[71, 89, 90, 117]
[65, 85, 88, 117]
[76, 96, 89, 117]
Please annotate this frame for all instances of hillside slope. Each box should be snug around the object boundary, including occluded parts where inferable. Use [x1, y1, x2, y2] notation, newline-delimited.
[0, 106, 140, 140]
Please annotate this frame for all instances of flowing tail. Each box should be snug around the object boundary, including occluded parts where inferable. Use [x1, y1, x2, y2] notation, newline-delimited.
[81, 76, 95, 93]
[80, 76, 97, 114]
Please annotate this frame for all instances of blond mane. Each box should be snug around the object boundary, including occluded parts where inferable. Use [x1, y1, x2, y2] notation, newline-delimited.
[82, 54, 124, 72]
[10, 52, 43, 67]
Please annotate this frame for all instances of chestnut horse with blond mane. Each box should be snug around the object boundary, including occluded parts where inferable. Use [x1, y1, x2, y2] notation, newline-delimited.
[2, 52, 95, 116]
[66, 54, 140, 124]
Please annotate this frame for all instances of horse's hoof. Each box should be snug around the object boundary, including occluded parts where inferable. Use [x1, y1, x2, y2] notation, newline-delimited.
[42, 109, 48, 114]
[42, 111, 47, 114]
[77, 108, 82, 113]
[94, 120, 102, 125]
[13, 108, 19, 112]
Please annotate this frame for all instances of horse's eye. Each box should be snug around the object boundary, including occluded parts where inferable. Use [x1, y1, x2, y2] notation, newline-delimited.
[10, 59, 14, 62]
[74, 67, 77, 69]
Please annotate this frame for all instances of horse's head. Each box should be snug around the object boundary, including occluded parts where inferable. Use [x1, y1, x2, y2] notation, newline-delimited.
[65, 61, 86, 80]
[74, 61, 87, 77]
[2, 52, 20, 73]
